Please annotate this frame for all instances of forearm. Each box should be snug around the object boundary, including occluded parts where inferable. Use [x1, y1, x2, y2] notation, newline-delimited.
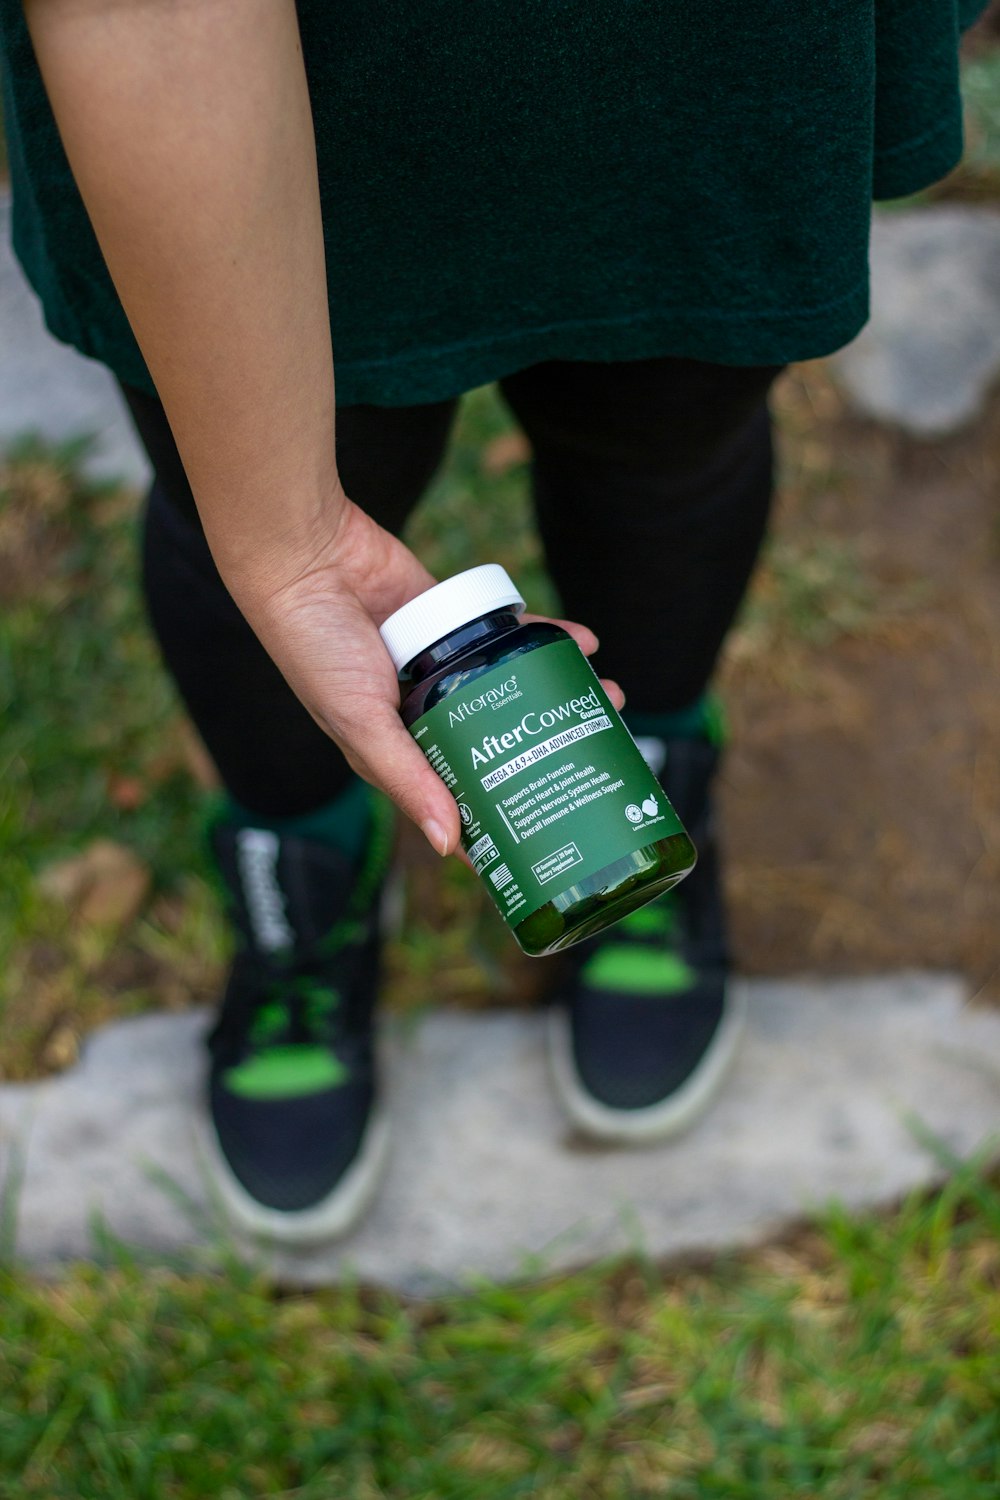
[23, 0, 341, 587]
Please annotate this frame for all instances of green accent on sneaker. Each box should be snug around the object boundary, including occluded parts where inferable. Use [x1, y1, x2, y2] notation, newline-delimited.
[619, 898, 678, 937]
[223, 1044, 348, 1100]
[249, 976, 343, 1049]
[249, 998, 291, 1048]
[581, 942, 696, 995]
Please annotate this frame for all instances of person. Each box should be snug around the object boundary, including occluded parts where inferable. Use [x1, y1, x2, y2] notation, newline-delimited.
[0, 0, 983, 1243]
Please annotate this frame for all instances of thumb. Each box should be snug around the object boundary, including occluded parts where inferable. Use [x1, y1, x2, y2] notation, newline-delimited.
[342, 703, 462, 856]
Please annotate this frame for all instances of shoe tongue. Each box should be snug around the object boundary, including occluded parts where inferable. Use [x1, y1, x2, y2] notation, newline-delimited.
[212, 824, 358, 955]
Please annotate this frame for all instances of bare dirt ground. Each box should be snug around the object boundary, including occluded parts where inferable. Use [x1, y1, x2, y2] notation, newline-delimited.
[721, 367, 1000, 1002]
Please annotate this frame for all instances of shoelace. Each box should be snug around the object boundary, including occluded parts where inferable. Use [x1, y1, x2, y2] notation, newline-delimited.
[212, 920, 365, 1063]
[246, 897, 376, 1046]
[249, 970, 343, 1050]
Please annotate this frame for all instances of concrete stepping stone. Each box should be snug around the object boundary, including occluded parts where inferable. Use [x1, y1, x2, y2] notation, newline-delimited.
[1, 974, 998, 1294]
[0, 191, 149, 486]
[831, 206, 1000, 437]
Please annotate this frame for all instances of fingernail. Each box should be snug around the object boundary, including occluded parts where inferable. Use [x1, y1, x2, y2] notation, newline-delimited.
[422, 818, 450, 856]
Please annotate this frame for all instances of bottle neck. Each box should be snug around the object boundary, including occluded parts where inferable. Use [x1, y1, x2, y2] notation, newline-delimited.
[400, 609, 522, 685]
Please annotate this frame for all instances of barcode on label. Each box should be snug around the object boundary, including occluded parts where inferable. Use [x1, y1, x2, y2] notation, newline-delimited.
[489, 862, 514, 892]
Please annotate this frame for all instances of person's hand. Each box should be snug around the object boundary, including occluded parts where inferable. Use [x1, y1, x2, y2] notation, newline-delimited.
[215, 489, 625, 856]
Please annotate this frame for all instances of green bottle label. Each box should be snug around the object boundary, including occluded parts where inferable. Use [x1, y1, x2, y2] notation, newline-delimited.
[410, 637, 685, 928]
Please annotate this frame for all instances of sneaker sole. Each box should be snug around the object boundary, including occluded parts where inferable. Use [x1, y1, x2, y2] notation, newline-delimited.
[191, 1095, 392, 1248]
[545, 983, 747, 1145]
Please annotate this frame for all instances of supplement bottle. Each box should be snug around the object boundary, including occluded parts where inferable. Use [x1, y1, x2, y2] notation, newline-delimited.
[380, 565, 697, 957]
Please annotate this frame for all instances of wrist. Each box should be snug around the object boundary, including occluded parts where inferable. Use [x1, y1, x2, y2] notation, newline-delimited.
[206, 472, 353, 606]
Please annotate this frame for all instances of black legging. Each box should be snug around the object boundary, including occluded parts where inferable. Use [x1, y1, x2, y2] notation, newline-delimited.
[124, 357, 781, 818]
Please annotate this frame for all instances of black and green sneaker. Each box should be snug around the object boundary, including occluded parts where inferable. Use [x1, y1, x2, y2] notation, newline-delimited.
[545, 733, 745, 1143]
[195, 795, 395, 1244]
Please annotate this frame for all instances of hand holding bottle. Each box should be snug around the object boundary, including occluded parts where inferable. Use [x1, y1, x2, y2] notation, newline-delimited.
[222, 493, 624, 857]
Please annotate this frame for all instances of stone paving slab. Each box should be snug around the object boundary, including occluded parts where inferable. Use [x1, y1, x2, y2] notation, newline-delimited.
[1, 974, 998, 1294]
[0, 191, 150, 486]
[831, 206, 1000, 436]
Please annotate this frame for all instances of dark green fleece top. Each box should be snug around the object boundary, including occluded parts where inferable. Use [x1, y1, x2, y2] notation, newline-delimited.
[0, 1, 988, 406]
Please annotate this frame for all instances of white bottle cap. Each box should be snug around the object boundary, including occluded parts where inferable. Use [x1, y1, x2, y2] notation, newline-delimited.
[379, 564, 526, 673]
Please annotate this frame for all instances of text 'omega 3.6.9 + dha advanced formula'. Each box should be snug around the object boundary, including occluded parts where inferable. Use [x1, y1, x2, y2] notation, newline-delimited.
[380, 565, 697, 956]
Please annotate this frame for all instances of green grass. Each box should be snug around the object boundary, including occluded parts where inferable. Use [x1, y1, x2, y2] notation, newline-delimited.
[0, 434, 215, 868]
[0, 434, 224, 1074]
[0, 1159, 997, 1498]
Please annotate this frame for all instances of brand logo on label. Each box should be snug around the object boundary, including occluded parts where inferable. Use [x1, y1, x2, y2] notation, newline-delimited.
[447, 676, 520, 726]
[236, 829, 294, 952]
